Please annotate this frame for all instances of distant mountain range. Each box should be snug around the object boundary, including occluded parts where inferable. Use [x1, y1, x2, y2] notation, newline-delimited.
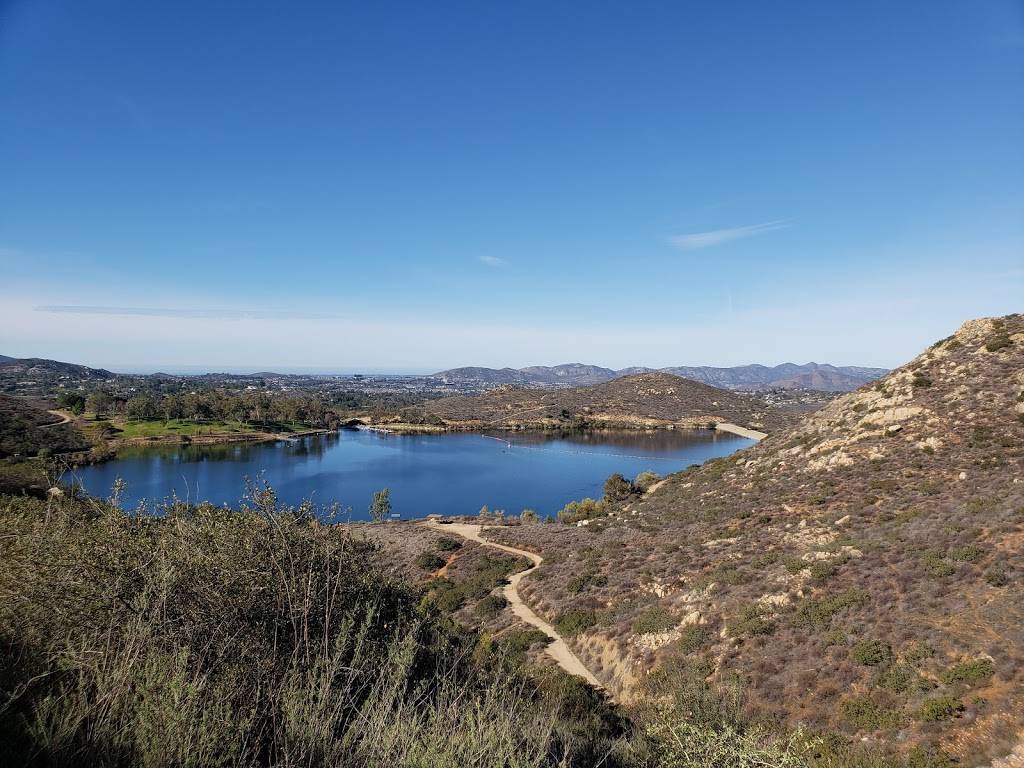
[432, 362, 888, 392]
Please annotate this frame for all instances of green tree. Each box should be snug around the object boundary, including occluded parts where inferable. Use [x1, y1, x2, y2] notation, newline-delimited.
[603, 473, 636, 503]
[369, 488, 392, 522]
[86, 390, 112, 419]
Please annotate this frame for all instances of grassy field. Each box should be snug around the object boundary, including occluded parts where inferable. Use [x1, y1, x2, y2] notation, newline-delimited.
[82, 417, 318, 440]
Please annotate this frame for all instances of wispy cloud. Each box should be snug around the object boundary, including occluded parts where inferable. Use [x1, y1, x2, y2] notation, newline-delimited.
[669, 219, 792, 250]
[478, 255, 506, 267]
[35, 305, 344, 321]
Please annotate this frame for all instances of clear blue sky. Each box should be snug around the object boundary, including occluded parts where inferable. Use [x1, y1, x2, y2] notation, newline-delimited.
[1, 0, 1021, 372]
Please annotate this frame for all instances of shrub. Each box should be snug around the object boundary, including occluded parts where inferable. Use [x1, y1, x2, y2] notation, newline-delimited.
[555, 609, 596, 637]
[602, 473, 637, 503]
[840, 696, 905, 731]
[792, 589, 869, 630]
[911, 372, 933, 388]
[728, 604, 776, 638]
[415, 551, 446, 571]
[633, 471, 662, 492]
[984, 333, 1011, 352]
[632, 606, 677, 635]
[940, 658, 994, 686]
[500, 629, 550, 658]
[917, 695, 964, 722]
[949, 544, 984, 562]
[984, 562, 1010, 587]
[435, 536, 462, 552]
[676, 624, 709, 654]
[920, 551, 956, 577]
[557, 498, 605, 525]
[875, 663, 929, 693]
[473, 594, 509, 619]
[851, 640, 893, 666]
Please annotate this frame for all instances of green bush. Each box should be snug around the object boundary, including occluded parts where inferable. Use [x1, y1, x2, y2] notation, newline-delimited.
[792, 589, 869, 630]
[435, 536, 462, 552]
[984, 562, 1010, 587]
[632, 606, 677, 635]
[840, 696, 905, 731]
[917, 696, 964, 722]
[851, 640, 893, 666]
[940, 658, 994, 686]
[473, 594, 509, 619]
[415, 551, 446, 570]
[949, 544, 984, 562]
[728, 604, 776, 638]
[874, 663, 929, 693]
[555, 609, 597, 637]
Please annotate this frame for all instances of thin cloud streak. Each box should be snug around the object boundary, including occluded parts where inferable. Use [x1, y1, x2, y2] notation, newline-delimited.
[35, 305, 345, 321]
[669, 219, 792, 250]
[478, 255, 506, 267]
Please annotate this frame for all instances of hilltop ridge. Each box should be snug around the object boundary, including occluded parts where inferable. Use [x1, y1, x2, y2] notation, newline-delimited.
[418, 371, 798, 433]
[434, 361, 887, 392]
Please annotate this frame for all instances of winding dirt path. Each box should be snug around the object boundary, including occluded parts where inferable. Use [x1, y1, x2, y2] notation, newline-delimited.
[42, 410, 74, 427]
[424, 521, 603, 690]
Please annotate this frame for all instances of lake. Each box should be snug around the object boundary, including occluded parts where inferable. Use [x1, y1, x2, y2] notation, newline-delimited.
[69, 428, 754, 520]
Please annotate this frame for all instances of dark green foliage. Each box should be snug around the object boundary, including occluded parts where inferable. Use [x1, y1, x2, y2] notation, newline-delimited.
[851, 639, 893, 666]
[984, 332, 1011, 352]
[874, 663, 928, 693]
[555, 609, 597, 637]
[917, 696, 964, 722]
[792, 589, 869, 630]
[435, 536, 462, 552]
[631, 606, 677, 635]
[603, 473, 637, 503]
[728, 604, 776, 638]
[473, 594, 509, 619]
[841, 696, 905, 731]
[940, 658, 994, 687]
[415, 550, 446, 570]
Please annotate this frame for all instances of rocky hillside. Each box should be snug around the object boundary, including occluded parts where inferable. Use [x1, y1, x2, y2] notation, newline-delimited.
[487, 315, 1024, 764]
[418, 372, 798, 432]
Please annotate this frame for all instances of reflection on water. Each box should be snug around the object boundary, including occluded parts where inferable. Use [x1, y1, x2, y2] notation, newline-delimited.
[72, 428, 753, 520]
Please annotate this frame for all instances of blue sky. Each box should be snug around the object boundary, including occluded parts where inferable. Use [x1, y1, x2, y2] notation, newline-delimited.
[1, 0, 1021, 372]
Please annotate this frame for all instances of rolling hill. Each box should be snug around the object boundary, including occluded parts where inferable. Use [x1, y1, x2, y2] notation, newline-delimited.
[418, 372, 799, 432]
[433, 362, 887, 392]
[486, 314, 1024, 764]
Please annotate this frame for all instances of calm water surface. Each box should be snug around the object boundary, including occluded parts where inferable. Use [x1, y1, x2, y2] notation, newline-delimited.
[71, 428, 753, 520]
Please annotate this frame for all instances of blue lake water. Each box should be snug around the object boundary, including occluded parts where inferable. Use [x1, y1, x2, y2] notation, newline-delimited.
[70, 428, 753, 520]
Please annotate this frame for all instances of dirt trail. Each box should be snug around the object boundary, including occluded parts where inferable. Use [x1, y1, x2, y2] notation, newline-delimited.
[42, 410, 74, 427]
[424, 521, 604, 690]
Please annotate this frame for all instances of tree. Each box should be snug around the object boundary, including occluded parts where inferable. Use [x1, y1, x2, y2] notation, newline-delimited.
[86, 391, 112, 420]
[520, 509, 539, 523]
[57, 392, 86, 416]
[603, 473, 636, 503]
[634, 470, 662, 493]
[369, 488, 392, 523]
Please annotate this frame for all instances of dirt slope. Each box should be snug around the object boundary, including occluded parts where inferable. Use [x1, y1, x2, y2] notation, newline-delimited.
[488, 314, 1024, 764]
